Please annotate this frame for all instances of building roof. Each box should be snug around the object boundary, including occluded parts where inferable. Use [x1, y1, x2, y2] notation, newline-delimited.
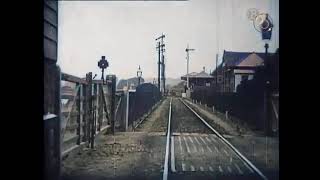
[223, 50, 268, 67]
[181, 71, 213, 80]
[210, 50, 275, 75]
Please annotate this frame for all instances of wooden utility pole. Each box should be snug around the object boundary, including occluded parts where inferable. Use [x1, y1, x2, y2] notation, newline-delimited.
[156, 34, 166, 95]
[216, 54, 218, 89]
[156, 42, 161, 92]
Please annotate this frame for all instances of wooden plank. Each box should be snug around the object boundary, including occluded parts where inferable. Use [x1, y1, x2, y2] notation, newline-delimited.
[93, 80, 104, 84]
[44, 21, 57, 42]
[44, 5, 57, 26]
[98, 84, 103, 131]
[76, 83, 81, 145]
[44, 38, 57, 61]
[110, 75, 116, 134]
[99, 86, 110, 121]
[82, 83, 88, 142]
[87, 73, 94, 149]
[44, 0, 58, 12]
[93, 83, 97, 134]
[61, 73, 87, 84]
[61, 94, 74, 99]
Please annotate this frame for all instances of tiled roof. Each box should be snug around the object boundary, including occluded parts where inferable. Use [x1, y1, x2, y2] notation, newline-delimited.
[181, 71, 213, 79]
[223, 50, 272, 67]
[210, 50, 275, 75]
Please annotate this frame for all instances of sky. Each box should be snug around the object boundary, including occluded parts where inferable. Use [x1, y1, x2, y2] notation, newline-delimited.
[57, 0, 279, 80]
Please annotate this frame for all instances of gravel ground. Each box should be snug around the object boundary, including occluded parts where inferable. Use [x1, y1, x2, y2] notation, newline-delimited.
[171, 98, 213, 134]
[183, 98, 279, 180]
[62, 98, 171, 180]
[184, 99, 250, 136]
[228, 136, 279, 180]
[135, 98, 169, 133]
[61, 96, 278, 180]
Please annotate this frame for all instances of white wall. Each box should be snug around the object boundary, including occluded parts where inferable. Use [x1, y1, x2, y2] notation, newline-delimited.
[234, 74, 242, 92]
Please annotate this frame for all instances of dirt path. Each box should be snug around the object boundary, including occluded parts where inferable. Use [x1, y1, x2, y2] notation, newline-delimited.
[135, 98, 169, 133]
[62, 98, 170, 180]
[185, 99, 257, 136]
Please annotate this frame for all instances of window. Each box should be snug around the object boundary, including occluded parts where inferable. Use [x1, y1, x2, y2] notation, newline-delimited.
[241, 75, 248, 81]
[217, 75, 223, 83]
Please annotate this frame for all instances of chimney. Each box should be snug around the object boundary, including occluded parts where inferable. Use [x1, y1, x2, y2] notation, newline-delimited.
[203, 66, 205, 72]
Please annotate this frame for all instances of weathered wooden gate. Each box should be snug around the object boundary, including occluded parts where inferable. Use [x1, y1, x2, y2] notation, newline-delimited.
[61, 73, 116, 153]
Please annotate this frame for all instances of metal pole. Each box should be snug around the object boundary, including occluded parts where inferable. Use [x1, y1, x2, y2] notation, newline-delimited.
[187, 47, 189, 89]
[101, 68, 104, 83]
[186, 45, 195, 90]
[264, 43, 271, 136]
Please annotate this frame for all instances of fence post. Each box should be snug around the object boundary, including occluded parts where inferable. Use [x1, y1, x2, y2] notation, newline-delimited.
[225, 110, 229, 120]
[85, 72, 93, 148]
[76, 83, 81, 145]
[82, 85, 88, 142]
[89, 74, 95, 149]
[109, 75, 116, 135]
[212, 106, 215, 113]
[125, 90, 129, 131]
[93, 83, 97, 135]
[98, 84, 103, 131]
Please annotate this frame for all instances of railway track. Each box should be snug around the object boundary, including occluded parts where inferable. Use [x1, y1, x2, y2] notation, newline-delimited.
[163, 97, 268, 180]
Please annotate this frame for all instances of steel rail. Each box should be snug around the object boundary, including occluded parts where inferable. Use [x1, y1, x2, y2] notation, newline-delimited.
[179, 98, 268, 180]
[162, 97, 172, 180]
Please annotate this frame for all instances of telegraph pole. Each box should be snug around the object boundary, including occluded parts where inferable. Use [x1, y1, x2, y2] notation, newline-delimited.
[156, 42, 161, 92]
[156, 33, 166, 95]
[216, 54, 218, 87]
[186, 44, 195, 90]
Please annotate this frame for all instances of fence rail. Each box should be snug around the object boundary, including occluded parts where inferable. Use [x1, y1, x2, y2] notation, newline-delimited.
[61, 72, 116, 154]
[191, 86, 265, 130]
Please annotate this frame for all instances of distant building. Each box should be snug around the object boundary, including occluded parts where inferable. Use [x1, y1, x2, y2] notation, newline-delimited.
[211, 50, 275, 92]
[181, 67, 214, 89]
[117, 77, 145, 91]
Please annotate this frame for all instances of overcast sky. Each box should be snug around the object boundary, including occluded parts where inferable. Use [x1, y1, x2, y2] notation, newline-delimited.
[57, 0, 279, 80]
